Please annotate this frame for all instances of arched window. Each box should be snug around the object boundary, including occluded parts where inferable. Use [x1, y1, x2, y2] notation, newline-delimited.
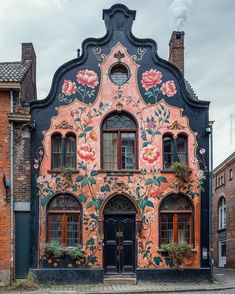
[176, 134, 188, 164]
[160, 194, 193, 244]
[47, 194, 81, 246]
[65, 133, 76, 168]
[51, 134, 62, 169]
[51, 133, 77, 169]
[109, 63, 129, 86]
[102, 112, 137, 170]
[218, 197, 226, 229]
[162, 133, 188, 170]
[163, 134, 173, 170]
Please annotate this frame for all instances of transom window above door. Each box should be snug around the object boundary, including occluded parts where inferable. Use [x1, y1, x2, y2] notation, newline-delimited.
[102, 112, 138, 170]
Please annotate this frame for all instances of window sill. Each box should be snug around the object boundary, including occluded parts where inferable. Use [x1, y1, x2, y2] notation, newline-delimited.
[215, 184, 225, 190]
[48, 169, 80, 174]
[217, 228, 226, 233]
[156, 248, 197, 253]
[160, 169, 175, 173]
[98, 169, 141, 176]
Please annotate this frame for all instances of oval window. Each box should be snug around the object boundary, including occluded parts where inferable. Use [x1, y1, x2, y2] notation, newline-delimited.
[110, 64, 129, 86]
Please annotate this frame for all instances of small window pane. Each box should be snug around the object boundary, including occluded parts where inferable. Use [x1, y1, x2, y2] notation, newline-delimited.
[49, 214, 62, 243]
[177, 136, 187, 164]
[66, 135, 76, 168]
[67, 215, 79, 247]
[163, 136, 173, 170]
[121, 133, 135, 169]
[48, 194, 80, 211]
[110, 64, 129, 86]
[161, 194, 192, 211]
[178, 214, 191, 243]
[103, 113, 136, 129]
[103, 133, 117, 170]
[52, 135, 62, 169]
[160, 214, 173, 244]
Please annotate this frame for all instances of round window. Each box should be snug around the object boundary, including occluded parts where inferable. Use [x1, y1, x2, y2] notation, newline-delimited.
[110, 64, 129, 86]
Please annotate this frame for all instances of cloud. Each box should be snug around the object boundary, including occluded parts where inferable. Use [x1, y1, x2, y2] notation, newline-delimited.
[0, 0, 234, 166]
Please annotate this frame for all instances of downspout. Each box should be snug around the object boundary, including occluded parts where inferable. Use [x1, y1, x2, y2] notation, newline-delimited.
[208, 121, 214, 281]
[10, 90, 14, 283]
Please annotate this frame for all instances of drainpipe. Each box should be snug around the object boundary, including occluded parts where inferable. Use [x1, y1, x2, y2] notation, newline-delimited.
[208, 121, 214, 281]
[10, 90, 14, 283]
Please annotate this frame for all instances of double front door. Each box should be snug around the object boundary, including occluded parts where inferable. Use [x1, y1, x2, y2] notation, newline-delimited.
[104, 215, 136, 274]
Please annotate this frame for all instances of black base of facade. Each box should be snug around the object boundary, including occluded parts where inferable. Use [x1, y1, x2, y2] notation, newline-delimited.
[136, 268, 212, 282]
[30, 268, 104, 284]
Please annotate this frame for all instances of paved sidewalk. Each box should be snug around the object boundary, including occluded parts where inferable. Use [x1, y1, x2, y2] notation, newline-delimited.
[1, 281, 235, 294]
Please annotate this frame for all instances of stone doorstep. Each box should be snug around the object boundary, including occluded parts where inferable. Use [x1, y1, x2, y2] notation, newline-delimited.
[103, 275, 137, 285]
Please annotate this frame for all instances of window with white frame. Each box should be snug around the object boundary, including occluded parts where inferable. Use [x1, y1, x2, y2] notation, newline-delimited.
[218, 197, 226, 229]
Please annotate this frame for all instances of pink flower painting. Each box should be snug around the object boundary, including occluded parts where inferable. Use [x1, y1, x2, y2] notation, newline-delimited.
[62, 80, 77, 96]
[142, 146, 160, 165]
[77, 143, 96, 162]
[161, 80, 177, 97]
[141, 69, 162, 91]
[76, 70, 99, 89]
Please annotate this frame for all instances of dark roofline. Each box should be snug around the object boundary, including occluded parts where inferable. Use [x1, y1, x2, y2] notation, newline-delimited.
[213, 151, 235, 175]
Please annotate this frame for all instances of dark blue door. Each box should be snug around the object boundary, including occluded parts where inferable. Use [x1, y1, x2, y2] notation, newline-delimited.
[15, 212, 30, 278]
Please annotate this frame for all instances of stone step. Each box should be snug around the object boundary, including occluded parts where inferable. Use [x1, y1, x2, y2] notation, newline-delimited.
[103, 275, 137, 285]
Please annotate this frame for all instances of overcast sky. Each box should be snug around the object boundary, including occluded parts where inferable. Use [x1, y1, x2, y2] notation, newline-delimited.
[0, 0, 234, 167]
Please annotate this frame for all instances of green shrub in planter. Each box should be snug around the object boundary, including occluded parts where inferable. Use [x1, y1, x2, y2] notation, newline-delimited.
[160, 243, 194, 268]
[171, 162, 192, 183]
[42, 241, 64, 258]
[65, 245, 84, 259]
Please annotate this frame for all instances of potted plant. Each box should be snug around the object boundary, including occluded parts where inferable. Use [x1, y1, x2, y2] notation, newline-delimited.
[42, 241, 64, 259]
[160, 242, 195, 268]
[171, 162, 192, 183]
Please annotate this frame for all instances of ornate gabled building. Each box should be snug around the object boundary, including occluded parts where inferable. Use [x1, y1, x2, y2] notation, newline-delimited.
[29, 4, 210, 283]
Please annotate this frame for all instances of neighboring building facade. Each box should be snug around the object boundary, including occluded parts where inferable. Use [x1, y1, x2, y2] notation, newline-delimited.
[213, 152, 235, 268]
[0, 43, 36, 284]
[30, 5, 211, 283]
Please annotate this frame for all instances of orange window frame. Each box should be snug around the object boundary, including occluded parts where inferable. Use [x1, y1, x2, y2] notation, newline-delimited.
[48, 211, 80, 246]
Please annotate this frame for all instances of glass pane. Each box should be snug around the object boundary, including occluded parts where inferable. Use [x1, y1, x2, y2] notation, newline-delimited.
[163, 136, 173, 170]
[161, 214, 173, 244]
[66, 136, 76, 168]
[161, 194, 192, 211]
[178, 214, 191, 243]
[103, 133, 117, 169]
[177, 136, 187, 164]
[110, 65, 128, 85]
[67, 215, 79, 247]
[121, 133, 135, 169]
[52, 136, 62, 169]
[48, 194, 80, 211]
[49, 214, 62, 243]
[103, 114, 136, 129]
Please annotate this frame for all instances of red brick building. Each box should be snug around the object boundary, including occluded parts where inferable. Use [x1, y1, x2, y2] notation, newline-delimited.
[213, 152, 235, 268]
[0, 43, 36, 284]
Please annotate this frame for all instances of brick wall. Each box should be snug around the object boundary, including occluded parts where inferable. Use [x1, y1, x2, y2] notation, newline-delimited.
[0, 91, 11, 284]
[14, 124, 31, 202]
[213, 159, 235, 268]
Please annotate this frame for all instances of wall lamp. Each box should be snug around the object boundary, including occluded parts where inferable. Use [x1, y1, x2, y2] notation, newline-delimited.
[3, 174, 10, 202]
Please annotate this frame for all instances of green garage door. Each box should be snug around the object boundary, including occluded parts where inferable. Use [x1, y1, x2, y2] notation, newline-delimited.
[15, 212, 30, 278]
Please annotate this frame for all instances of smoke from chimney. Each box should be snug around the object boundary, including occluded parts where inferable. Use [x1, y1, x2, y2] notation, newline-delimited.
[169, 0, 193, 30]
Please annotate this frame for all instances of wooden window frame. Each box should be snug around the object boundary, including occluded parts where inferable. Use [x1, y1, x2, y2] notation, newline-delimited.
[51, 133, 76, 170]
[160, 211, 192, 245]
[102, 112, 138, 171]
[48, 211, 81, 246]
[162, 133, 188, 170]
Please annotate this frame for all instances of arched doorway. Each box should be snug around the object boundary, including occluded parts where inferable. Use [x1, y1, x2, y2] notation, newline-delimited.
[103, 194, 137, 274]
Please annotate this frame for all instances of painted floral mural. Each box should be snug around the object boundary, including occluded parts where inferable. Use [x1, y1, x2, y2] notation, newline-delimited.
[141, 69, 177, 102]
[59, 69, 99, 104]
[34, 43, 207, 271]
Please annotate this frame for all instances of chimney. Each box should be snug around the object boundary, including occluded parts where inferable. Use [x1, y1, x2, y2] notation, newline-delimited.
[169, 31, 184, 75]
[22, 43, 37, 99]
